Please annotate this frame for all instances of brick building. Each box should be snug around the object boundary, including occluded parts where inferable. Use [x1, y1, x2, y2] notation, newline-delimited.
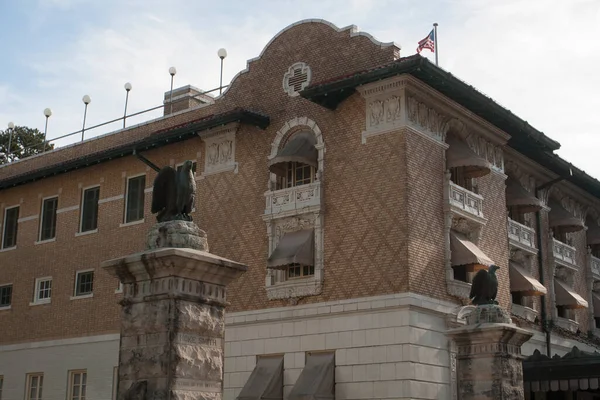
[1, 19, 600, 400]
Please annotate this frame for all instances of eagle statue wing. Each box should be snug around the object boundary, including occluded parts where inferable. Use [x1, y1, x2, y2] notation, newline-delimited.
[470, 269, 489, 300]
[151, 166, 177, 217]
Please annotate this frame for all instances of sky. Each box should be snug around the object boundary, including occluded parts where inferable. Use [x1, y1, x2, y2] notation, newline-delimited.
[0, 0, 599, 176]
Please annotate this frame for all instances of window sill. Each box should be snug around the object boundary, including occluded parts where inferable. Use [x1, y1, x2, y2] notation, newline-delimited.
[75, 229, 98, 237]
[0, 246, 17, 253]
[29, 300, 51, 306]
[35, 238, 56, 245]
[119, 219, 145, 228]
[266, 275, 322, 300]
[70, 293, 94, 300]
[0, 305, 11, 311]
[555, 316, 579, 333]
[511, 303, 537, 322]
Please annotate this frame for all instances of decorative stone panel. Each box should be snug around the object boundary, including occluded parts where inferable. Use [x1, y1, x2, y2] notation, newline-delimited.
[283, 62, 311, 97]
[465, 132, 504, 173]
[200, 123, 238, 177]
[406, 96, 448, 143]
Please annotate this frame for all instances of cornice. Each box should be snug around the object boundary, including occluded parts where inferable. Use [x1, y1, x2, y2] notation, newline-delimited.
[401, 75, 511, 146]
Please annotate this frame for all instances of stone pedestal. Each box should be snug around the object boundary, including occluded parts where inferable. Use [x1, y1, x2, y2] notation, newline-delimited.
[446, 305, 533, 400]
[102, 236, 247, 400]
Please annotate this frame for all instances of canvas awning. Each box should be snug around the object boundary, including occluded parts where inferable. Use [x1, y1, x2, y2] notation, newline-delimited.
[554, 279, 588, 309]
[450, 231, 494, 268]
[237, 356, 283, 400]
[509, 262, 547, 296]
[267, 229, 314, 270]
[524, 347, 600, 393]
[548, 199, 585, 233]
[587, 222, 600, 245]
[593, 293, 600, 318]
[288, 352, 334, 400]
[446, 135, 492, 178]
[268, 132, 317, 176]
[505, 177, 542, 214]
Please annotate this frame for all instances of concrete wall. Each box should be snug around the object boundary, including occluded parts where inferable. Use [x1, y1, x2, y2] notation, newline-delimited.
[1, 293, 597, 400]
[0, 334, 118, 400]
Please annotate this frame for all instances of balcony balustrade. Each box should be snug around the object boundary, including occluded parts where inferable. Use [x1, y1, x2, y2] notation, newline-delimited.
[448, 181, 484, 221]
[508, 218, 536, 253]
[265, 181, 321, 215]
[553, 238, 577, 269]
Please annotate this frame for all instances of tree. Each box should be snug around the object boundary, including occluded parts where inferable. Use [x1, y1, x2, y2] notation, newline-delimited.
[0, 125, 54, 164]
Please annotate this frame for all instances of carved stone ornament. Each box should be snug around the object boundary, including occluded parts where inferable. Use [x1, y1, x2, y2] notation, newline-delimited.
[274, 216, 315, 246]
[200, 124, 238, 177]
[465, 132, 504, 173]
[407, 96, 448, 142]
[283, 62, 312, 97]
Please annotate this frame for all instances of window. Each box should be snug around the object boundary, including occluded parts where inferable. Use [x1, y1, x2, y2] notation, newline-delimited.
[26, 374, 43, 400]
[68, 370, 87, 400]
[557, 305, 570, 319]
[595, 317, 600, 330]
[511, 292, 525, 306]
[34, 278, 52, 304]
[450, 167, 477, 193]
[2, 206, 19, 249]
[553, 228, 572, 246]
[80, 187, 100, 233]
[176, 162, 197, 175]
[508, 206, 527, 226]
[0, 375, 3, 400]
[75, 271, 94, 297]
[276, 162, 315, 190]
[0, 285, 12, 308]
[39, 197, 58, 241]
[125, 175, 146, 223]
[287, 264, 315, 279]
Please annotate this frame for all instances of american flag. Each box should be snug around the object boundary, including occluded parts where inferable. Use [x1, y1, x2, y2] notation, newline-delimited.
[417, 29, 435, 54]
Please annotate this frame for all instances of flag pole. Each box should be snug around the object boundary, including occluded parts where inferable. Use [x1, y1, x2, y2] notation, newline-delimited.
[433, 23, 439, 66]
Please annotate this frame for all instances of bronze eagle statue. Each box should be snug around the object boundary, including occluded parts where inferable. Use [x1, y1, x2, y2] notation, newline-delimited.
[469, 265, 500, 306]
[151, 160, 196, 222]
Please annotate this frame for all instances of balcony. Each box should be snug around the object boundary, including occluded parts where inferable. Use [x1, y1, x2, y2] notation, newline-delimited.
[507, 218, 536, 254]
[264, 181, 321, 216]
[591, 255, 600, 281]
[448, 181, 485, 223]
[553, 239, 577, 270]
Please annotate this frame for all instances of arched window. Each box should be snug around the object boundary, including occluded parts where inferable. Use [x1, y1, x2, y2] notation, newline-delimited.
[268, 131, 317, 190]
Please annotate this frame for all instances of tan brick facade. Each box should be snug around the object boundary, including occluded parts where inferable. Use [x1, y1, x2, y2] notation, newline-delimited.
[1, 19, 599, 353]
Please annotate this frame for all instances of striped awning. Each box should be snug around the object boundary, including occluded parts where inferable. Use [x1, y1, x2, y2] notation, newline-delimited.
[450, 231, 494, 268]
[554, 279, 588, 309]
[509, 262, 547, 296]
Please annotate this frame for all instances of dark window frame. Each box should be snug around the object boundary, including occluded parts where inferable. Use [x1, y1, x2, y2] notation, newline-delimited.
[39, 196, 58, 241]
[124, 175, 146, 223]
[80, 186, 100, 233]
[0, 284, 12, 307]
[2, 206, 19, 249]
[75, 271, 94, 297]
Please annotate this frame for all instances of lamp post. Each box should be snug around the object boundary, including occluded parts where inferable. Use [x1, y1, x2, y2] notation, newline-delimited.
[218, 48, 227, 94]
[7, 122, 15, 162]
[123, 82, 132, 128]
[168, 67, 176, 114]
[81, 95, 91, 141]
[43, 108, 52, 153]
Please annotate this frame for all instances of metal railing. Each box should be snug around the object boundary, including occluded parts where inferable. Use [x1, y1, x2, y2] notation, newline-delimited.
[2, 84, 228, 163]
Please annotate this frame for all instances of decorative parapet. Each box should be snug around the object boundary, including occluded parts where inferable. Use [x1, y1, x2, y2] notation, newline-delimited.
[508, 218, 537, 254]
[554, 316, 579, 334]
[591, 255, 600, 281]
[512, 303, 538, 323]
[199, 123, 239, 177]
[553, 238, 577, 270]
[264, 181, 321, 216]
[448, 181, 485, 223]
